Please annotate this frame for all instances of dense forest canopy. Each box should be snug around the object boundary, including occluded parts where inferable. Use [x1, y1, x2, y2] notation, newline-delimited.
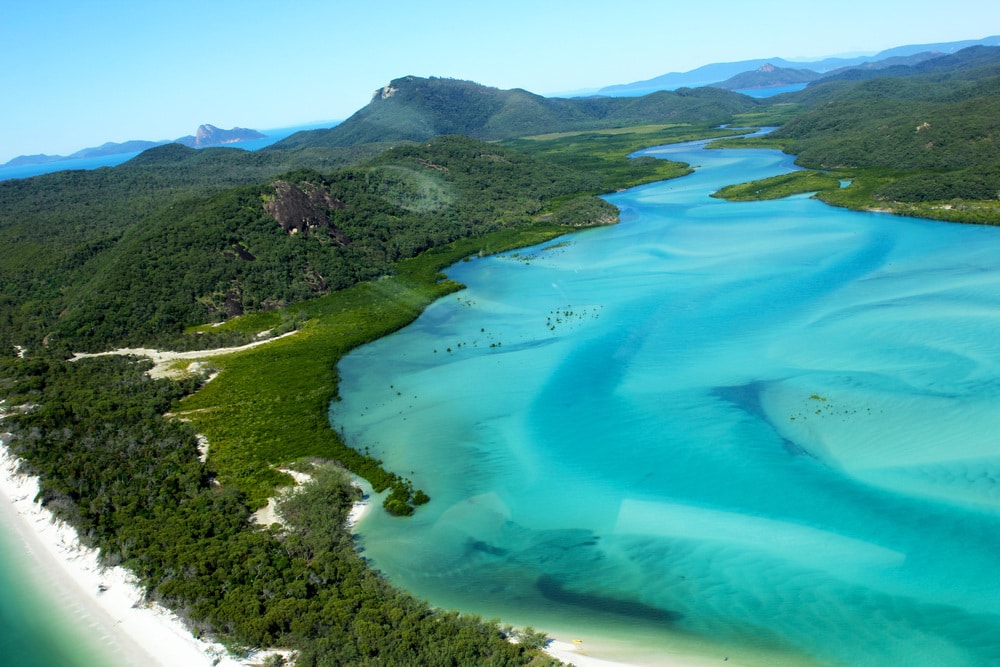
[270, 76, 760, 149]
[0, 354, 557, 665]
[1, 136, 617, 353]
[711, 45, 1000, 218]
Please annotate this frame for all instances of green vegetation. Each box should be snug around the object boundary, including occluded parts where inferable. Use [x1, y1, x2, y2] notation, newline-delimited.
[502, 123, 749, 192]
[712, 170, 844, 200]
[2, 136, 612, 353]
[711, 65, 821, 90]
[271, 76, 760, 149]
[174, 224, 568, 510]
[6, 49, 1000, 663]
[0, 355, 560, 665]
[706, 135, 793, 151]
[0, 76, 749, 661]
[708, 46, 1000, 224]
[0, 142, 381, 353]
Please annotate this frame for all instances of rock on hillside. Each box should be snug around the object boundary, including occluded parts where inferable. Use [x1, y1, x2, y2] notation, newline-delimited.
[262, 179, 351, 244]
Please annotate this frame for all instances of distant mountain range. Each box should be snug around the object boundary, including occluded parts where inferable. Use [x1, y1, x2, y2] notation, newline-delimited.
[2, 124, 266, 168]
[8, 36, 1000, 170]
[599, 35, 1000, 95]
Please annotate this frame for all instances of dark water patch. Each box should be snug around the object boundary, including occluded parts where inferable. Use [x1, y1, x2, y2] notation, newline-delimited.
[714, 382, 814, 458]
[468, 539, 509, 557]
[536, 575, 683, 623]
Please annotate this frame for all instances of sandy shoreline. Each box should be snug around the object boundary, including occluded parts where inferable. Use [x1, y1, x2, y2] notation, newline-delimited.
[542, 636, 742, 667]
[0, 441, 248, 667]
[55, 326, 723, 666]
[0, 432, 387, 667]
[2, 430, 719, 667]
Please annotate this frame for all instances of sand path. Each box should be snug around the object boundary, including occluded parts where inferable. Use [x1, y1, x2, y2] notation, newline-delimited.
[71, 330, 298, 378]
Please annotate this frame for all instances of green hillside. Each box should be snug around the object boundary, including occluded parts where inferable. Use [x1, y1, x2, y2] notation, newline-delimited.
[711, 63, 821, 90]
[2, 77, 759, 356]
[3, 136, 615, 352]
[270, 76, 760, 149]
[714, 46, 1000, 220]
[0, 142, 384, 351]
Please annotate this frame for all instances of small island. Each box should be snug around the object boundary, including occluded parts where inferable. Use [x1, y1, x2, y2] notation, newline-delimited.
[2, 124, 266, 168]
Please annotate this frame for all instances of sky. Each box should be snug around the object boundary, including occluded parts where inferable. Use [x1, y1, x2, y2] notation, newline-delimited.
[1, 0, 998, 163]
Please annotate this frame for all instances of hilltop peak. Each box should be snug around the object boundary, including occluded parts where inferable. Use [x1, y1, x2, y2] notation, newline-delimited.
[711, 63, 821, 90]
[269, 76, 759, 150]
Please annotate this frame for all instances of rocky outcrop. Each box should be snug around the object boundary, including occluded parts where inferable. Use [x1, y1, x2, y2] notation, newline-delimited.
[262, 180, 351, 244]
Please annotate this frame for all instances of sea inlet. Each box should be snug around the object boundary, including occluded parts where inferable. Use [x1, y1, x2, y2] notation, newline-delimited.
[333, 139, 1000, 667]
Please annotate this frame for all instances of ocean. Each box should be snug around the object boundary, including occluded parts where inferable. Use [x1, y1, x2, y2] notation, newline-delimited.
[334, 140, 1000, 666]
[0, 120, 339, 181]
[0, 484, 120, 667]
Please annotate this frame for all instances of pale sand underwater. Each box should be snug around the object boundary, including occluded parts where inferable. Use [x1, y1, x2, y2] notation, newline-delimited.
[337, 142, 1000, 666]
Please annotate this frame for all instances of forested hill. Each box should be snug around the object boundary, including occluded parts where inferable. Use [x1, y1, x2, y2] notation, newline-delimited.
[269, 76, 760, 149]
[0, 71, 751, 667]
[0, 136, 617, 352]
[805, 44, 1000, 88]
[0, 141, 385, 353]
[707, 45, 1000, 221]
[769, 46, 1000, 204]
[710, 64, 821, 90]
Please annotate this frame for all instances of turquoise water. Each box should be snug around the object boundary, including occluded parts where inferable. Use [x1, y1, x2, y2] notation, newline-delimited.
[334, 141, 1000, 666]
[0, 497, 121, 666]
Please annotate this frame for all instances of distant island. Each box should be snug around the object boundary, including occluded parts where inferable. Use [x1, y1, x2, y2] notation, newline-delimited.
[2, 124, 266, 168]
[709, 62, 822, 90]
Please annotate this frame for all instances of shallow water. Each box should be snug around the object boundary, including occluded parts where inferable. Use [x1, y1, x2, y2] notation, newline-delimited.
[0, 499, 120, 667]
[334, 141, 1000, 666]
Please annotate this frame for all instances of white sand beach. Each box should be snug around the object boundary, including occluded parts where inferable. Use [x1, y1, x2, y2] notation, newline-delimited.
[543, 637, 738, 667]
[1, 438, 732, 667]
[0, 442, 247, 667]
[2, 398, 718, 667]
[0, 430, 392, 667]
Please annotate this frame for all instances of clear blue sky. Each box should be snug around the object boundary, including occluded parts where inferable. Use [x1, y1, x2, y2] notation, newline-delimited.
[1, 0, 996, 162]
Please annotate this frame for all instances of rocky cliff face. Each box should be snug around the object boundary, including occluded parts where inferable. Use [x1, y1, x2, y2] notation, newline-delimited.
[262, 180, 351, 244]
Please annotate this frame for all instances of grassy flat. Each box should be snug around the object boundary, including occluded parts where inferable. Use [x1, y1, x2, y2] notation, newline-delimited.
[174, 225, 569, 508]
